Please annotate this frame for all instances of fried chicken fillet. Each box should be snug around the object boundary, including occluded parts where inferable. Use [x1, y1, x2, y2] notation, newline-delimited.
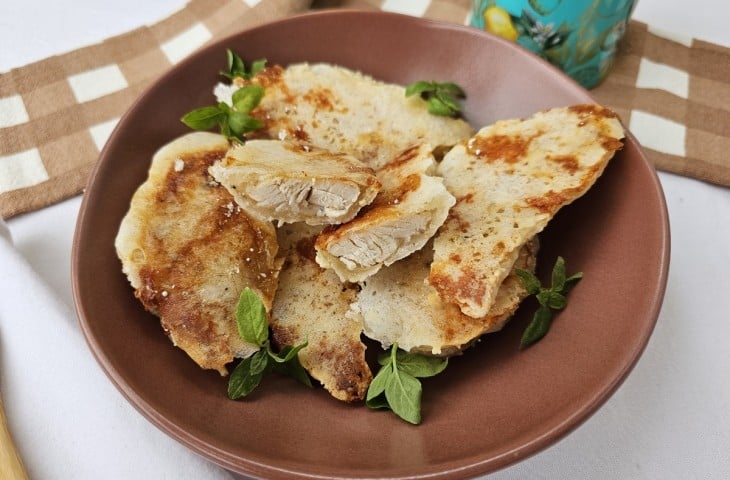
[315, 144, 454, 282]
[214, 63, 474, 169]
[209, 139, 380, 226]
[430, 105, 624, 318]
[270, 223, 372, 402]
[115, 132, 281, 375]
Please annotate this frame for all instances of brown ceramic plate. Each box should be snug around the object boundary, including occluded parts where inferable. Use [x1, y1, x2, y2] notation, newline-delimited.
[72, 10, 669, 480]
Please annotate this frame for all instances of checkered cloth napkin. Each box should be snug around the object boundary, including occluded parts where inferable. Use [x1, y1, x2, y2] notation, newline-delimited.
[1, 0, 728, 219]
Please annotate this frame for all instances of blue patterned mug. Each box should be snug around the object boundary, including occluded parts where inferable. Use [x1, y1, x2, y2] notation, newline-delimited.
[471, 0, 637, 88]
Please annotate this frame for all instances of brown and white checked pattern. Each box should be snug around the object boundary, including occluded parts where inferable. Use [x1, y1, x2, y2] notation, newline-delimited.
[0, 0, 728, 219]
[592, 22, 730, 186]
[0, 0, 312, 219]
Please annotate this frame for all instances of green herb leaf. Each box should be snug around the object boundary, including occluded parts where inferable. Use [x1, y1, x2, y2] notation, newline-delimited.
[365, 393, 390, 410]
[367, 344, 445, 424]
[219, 115, 232, 139]
[394, 350, 448, 378]
[564, 272, 584, 291]
[515, 269, 541, 295]
[180, 106, 226, 131]
[249, 348, 269, 375]
[385, 368, 422, 425]
[516, 257, 583, 348]
[282, 356, 313, 387]
[250, 59, 267, 77]
[221, 49, 267, 80]
[436, 82, 466, 97]
[376, 348, 394, 367]
[536, 289, 567, 310]
[551, 256, 567, 291]
[405, 80, 436, 97]
[227, 111, 262, 138]
[267, 341, 308, 364]
[232, 85, 265, 113]
[427, 96, 456, 116]
[520, 305, 553, 349]
[182, 50, 266, 141]
[434, 90, 462, 113]
[404, 80, 466, 117]
[366, 363, 392, 404]
[235, 287, 269, 347]
[227, 350, 268, 399]
[223, 49, 246, 79]
[227, 289, 312, 398]
[269, 345, 312, 388]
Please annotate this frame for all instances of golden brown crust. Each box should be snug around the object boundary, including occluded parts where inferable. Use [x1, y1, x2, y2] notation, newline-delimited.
[223, 63, 474, 169]
[270, 224, 372, 402]
[358, 237, 539, 356]
[115, 133, 281, 375]
[429, 104, 624, 318]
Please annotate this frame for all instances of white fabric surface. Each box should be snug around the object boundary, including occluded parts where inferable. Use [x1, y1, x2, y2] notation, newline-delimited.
[1, 1, 729, 479]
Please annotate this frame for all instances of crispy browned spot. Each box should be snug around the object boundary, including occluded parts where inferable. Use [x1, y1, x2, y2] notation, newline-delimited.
[434, 302, 485, 345]
[601, 136, 624, 152]
[429, 267, 486, 309]
[458, 192, 475, 204]
[568, 104, 617, 119]
[292, 126, 310, 142]
[379, 145, 422, 172]
[153, 149, 220, 200]
[525, 189, 571, 214]
[377, 173, 420, 206]
[491, 241, 506, 255]
[303, 87, 336, 111]
[233, 65, 284, 88]
[549, 155, 580, 174]
[467, 133, 534, 163]
[271, 323, 300, 350]
[444, 209, 471, 234]
[308, 336, 371, 401]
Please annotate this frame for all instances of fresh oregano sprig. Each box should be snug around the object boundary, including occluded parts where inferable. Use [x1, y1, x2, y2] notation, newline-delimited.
[405, 80, 466, 117]
[221, 49, 267, 80]
[515, 256, 583, 349]
[227, 288, 311, 400]
[181, 50, 267, 143]
[366, 343, 448, 424]
[181, 85, 264, 143]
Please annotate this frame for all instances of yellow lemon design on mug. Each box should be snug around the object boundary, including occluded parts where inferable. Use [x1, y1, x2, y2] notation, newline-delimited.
[483, 6, 519, 41]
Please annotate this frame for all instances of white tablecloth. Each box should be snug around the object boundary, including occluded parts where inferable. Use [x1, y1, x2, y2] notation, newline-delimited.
[1, 1, 729, 478]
